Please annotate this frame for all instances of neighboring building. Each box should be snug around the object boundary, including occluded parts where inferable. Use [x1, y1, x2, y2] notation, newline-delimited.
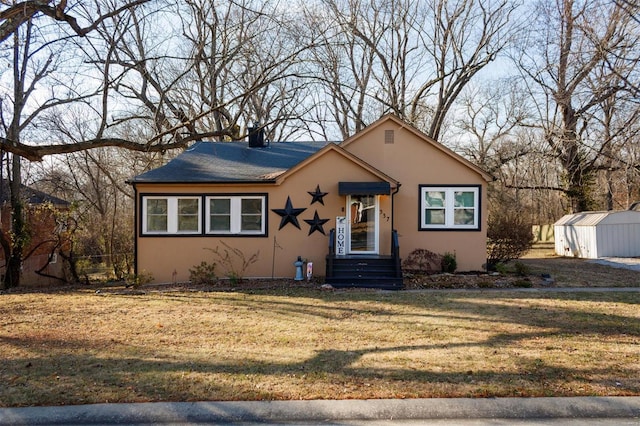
[0, 180, 70, 286]
[554, 210, 640, 259]
[129, 115, 492, 288]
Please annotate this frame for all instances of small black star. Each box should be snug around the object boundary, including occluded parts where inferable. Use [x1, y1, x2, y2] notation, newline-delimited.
[272, 196, 306, 230]
[308, 184, 328, 205]
[304, 210, 330, 235]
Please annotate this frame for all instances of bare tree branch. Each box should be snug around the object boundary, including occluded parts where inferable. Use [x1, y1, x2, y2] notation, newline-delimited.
[0, 0, 150, 42]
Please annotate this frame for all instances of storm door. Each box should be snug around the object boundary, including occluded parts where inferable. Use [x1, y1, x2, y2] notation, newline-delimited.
[346, 194, 379, 254]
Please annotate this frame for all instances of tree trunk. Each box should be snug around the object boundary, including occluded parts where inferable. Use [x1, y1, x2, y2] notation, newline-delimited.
[561, 138, 594, 213]
[557, 74, 594, 213]
[3, 155, 25, 288]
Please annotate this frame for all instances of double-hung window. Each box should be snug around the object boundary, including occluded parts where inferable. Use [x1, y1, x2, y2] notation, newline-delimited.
[206, 195, 266, 235]
[142, 196, 201, 235]
[419, 186, 480, 230]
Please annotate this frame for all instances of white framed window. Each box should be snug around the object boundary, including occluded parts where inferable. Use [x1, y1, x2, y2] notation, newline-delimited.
[142, 196, 201, 235]
[419, 186, 480, 230]
[206, 195, 266, 235]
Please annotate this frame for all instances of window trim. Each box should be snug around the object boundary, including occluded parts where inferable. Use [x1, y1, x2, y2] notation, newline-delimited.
[139, 193, 269, 237]
[141, 195, 202, 235]
[418, 185, 481, 231]
[205, 195, 267, 236]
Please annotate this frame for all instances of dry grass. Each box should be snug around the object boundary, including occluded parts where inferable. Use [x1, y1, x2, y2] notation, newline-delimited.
[1, 279, 639, 407]
[404, 244, 640, 289]
[520, 243, 640, 287]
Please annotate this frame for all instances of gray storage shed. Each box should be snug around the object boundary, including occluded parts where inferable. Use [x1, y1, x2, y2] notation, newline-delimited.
[554, 210, 640, 259]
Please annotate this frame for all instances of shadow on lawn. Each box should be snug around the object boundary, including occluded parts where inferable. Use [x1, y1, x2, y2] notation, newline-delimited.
[1, 326, 638, 407]
[1, 289, 639, 406]
[212, 288, 640, 337]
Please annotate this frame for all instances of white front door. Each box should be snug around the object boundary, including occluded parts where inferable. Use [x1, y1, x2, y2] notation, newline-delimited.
[346, 195, 379, 254]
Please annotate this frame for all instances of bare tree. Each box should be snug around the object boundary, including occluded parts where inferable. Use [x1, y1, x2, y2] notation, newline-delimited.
[176, 0, 312, 141]
[452, 79, 570, 224]
[303, 0, 390, 139]
[616, 0, 640, 24]
[9, 0, 314, 165]
[307, 0, 519, 140]
[421, 0, 519, 140]
[517, 0, 640, 212]
[453, 78, 532, 174]
[34, 147, 158, 280]
[0, 13, 87, 288]
[0, 0, 149, 42]
[0, 0, 163, 287]
[585, 71, 640, 210]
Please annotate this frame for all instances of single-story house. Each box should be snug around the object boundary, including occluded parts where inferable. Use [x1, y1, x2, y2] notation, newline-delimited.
[554, 210, 640, 259]
[128, 115, 492, 289]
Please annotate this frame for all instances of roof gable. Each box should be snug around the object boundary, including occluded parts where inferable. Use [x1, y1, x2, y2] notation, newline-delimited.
[340, 114, 493, 182]
[274, 143, 399, 187]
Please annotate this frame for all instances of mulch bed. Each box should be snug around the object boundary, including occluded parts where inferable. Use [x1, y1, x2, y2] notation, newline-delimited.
[98, 272, 550, 294]
[403, 271, 548, 289]
[2, 272, 554, 295]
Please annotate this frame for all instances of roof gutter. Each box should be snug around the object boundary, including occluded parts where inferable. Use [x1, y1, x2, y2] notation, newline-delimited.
[125, 180, 279, 185]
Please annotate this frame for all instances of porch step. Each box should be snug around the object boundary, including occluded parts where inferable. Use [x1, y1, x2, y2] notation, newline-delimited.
[325, 256, 403, 290]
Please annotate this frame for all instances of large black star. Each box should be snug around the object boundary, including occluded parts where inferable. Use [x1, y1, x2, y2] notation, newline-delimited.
[272, 196, 306, 230]
[308, 184, 328, 205]
[304, 210, 330, 235]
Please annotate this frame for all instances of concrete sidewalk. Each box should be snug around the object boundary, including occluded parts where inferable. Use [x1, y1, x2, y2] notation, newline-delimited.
[1, 397, 639, 425]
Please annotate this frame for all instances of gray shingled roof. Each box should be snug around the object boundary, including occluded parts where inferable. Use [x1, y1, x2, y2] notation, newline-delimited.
[130, 141, 333, 183]
[0, 180, 69, 206]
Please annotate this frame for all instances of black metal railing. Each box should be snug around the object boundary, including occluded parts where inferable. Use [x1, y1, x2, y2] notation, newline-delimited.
[392, 229, 402, 278]
[326, 228, 336, 278]
[328, 228, 335, 256]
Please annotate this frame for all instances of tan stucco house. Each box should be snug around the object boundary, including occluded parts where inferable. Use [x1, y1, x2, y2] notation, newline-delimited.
[129, 115, 492, 289]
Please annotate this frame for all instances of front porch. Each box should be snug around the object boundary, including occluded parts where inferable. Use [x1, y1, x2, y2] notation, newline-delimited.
[325, 229, 403, 290]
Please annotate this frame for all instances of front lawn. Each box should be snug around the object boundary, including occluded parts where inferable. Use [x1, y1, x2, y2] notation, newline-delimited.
[1, 286, 638, 407]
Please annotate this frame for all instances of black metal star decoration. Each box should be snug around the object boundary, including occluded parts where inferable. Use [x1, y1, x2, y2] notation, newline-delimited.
[304, 210, 330, 235]
[308, 184, 328, 205]
[272, 196, 306, 230]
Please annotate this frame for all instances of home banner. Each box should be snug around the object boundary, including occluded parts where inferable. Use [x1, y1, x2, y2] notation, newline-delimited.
[336, 216, 346, 256]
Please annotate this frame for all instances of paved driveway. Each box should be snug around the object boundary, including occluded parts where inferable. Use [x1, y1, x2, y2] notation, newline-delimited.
[590, 257, 640, 271]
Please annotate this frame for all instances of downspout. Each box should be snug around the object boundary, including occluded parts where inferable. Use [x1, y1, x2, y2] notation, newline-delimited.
[391, 183, 402, 279]
[391, 183, 401, 248]
[128, 181, 138, 278]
